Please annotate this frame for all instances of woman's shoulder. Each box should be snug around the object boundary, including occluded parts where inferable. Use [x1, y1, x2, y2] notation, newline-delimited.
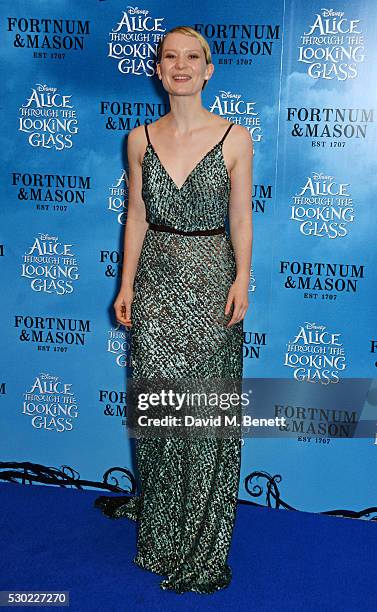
[126, 124, 150, 166]
[128, 124, 148, 143]
[225, 122, 253, 152]
[128, 120, 164, 149]
[224, 121, 250, 139]
[219, 122, 253, 174]
[208, 115, 250, 144]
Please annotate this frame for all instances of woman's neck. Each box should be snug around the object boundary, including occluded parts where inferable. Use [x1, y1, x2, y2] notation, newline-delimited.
[166, 95, 210, 134]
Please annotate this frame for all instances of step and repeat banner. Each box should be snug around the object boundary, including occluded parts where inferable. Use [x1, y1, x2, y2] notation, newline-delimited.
[1, 0, 376, 519]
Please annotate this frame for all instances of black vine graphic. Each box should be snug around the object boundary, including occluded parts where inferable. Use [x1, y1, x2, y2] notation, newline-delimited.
[0, 461, 137, 494]
[1, 461, 376, 521]
[244, 470, 377, 520]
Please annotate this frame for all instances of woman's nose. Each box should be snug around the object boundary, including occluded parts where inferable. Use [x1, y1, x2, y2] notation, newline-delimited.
[175, 56, 187, 68]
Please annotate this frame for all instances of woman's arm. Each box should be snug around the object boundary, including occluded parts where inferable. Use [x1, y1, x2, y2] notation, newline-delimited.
[115, 126, 149, 328]
[225, 125, 254, 327]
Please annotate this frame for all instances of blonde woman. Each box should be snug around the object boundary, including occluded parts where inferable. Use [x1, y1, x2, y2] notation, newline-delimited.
[95, 25, 253, 594]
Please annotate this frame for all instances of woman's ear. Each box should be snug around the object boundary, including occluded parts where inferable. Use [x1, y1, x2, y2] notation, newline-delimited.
[206, 63, 215, 81]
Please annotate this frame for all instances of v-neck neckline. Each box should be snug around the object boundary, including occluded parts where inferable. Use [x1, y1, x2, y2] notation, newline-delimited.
[146, 140, 224, 192]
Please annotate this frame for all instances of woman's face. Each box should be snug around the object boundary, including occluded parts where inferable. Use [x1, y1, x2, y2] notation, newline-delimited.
[157, 32, 214, 95]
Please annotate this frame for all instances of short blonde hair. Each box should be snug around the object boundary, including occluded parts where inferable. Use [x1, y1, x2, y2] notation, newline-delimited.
[156, 26, 212, 91]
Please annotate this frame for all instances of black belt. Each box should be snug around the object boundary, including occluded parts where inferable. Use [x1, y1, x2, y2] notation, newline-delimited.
[148, 222, 225, 236]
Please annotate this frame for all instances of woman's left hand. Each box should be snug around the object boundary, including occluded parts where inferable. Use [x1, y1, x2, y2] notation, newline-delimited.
[225, 276, 249, 328]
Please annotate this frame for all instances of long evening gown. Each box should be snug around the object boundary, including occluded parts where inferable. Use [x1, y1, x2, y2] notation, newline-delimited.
[95, 120, 244, 594]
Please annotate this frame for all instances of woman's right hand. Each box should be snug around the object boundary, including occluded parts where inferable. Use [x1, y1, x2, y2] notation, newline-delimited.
[114, 286, 134, 329]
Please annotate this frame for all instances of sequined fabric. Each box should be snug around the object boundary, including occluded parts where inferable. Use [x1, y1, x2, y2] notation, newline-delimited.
[94, 122, 244, 594]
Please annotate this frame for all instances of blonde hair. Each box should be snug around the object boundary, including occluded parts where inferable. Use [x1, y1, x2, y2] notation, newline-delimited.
[156, 26, 212, 91]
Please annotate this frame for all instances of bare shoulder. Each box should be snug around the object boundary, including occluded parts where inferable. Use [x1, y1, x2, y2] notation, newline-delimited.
[222, 123, 253, 174]
[127, 124, 148, 165]
[229, 123, 253, 153]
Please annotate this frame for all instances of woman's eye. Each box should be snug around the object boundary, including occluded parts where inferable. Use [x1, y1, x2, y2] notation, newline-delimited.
[164, 54, 199, 59]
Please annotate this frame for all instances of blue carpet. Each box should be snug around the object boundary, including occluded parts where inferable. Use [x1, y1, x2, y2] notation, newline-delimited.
[0, 482, 376, 611]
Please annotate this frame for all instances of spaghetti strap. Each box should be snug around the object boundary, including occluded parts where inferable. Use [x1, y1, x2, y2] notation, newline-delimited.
[144, 123, 151, 145]
[220, 122, 234, 144]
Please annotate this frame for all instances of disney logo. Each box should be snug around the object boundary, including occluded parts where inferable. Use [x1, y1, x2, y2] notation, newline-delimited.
[36, 84, 57, 93]
[305, 322, 326, 331]
[39, 233, 58, 241]
[127, 6, 149, 15]
[321, 9, 344, 18]
[219, 91, 242, 100]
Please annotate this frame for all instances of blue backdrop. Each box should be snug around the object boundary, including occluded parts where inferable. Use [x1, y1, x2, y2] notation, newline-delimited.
[1, 0, 376, 519]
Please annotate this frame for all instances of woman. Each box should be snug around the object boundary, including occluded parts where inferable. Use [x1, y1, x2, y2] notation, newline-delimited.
[95, 25, 253, 594]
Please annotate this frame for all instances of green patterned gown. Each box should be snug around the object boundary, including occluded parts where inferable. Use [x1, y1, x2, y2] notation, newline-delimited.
[95, 121, 244, 594]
